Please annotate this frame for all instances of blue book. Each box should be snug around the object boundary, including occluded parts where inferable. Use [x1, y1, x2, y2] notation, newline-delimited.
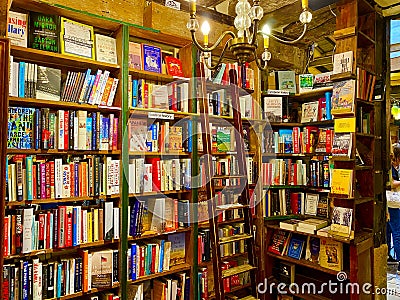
[151, 123, 158, 151]
[22, 261, 29, 300]
[132, 79, 138, 107]
[74, 163, 79, 197]
[28, 264, 33, 298]
[72, 207, 79, 246]
[34, 108, 41, 150]
[26, 155, 33, 200]
[86, 117, 92, 150]
[187, 120, 193, 153]
[278, 129, 293, 153]
[79, 69, 92, 103]
[145, 245, 152, 275]
[57, 263, 62, 298]
[83, 75, 95, 103]
[18, 62, 25, 98]
[129, 201, 139, 236]
[142, 44, 162, 73]
[131, 243, 137, 280]
[91, 112, 97, 150]
[102, 117, 109, 146]
[159, 239, 165, 272]
[137, 79, 143, 108]
[287, 235, 306, 260]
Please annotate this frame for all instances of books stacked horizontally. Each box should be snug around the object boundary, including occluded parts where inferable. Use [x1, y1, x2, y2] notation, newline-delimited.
[3, 203, 119, 256]
[8, 107, 119, 151]
[9, 60, 119, 106]
[2, 249, 119, 299]
[296, 219, 329, 234]
[128, 198, 190, 237]
[6, 155, 120, 202]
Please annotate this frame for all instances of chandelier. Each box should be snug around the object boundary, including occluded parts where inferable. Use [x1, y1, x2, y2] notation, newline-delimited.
[187, 0, 313, 71]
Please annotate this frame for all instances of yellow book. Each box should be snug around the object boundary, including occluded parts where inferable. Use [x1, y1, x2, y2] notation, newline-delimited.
[87, 211, 93, 243]
[330, 168, 353, 196]
[59, 17, 95, 60]
[319, 238, 343, 271]
[334, 117, 356, 133]
[93, 208, 99, 242]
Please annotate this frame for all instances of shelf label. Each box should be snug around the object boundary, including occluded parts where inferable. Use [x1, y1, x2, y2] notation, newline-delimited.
[148, 112, 175, 120]
[266, 89, 290, 96]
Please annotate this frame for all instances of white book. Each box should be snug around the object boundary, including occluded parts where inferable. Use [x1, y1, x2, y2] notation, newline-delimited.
[178, 82, 189, 112]
[106, 156, 113, 195]
[8, 11, 28, 47]
[76, 206, 82, 245]
[104, 202, 114, 241]
[82, 210, 88, 244]
[106, 78, 119, 107]
[135, 158, 145, 194]
[143, 163, 152, 193]
[95, 34, 117, 65]
[57, 110, 65, 150]
[88, 253, 92, 291]
[32, 258, 42, 300]
[77, 110, 87, 150]
[333, 51, 353, 74]
[113, 207, 120, 240]
[10, 61, 19, 97]
[54, 159, 63, 199]
[73, 115, 79, 150]
[62, 164, 71, 198]
[128, 161, 136, 194]
[93, 73, 105, 105]
[69, 258, 75, 295]
[95, 70, 110, 105]
[113, 159, 120, 195]
[22, 208, 34, 253]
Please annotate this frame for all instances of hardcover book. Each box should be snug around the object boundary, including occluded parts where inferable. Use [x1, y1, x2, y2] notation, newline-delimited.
[268, 230, 291, 256]
[8, 11, 28, 47]
[60, 17, 95, 59]
[128, 119, 147, 152]
[305, 236, 320, 262]
[28, 12, 60, 53]
[331, 80, 356, 115]
[36, 66, 62, 101]
[263, 96, 283, 122]
[8, 107, 35, 149]
[319, 238, 343, 271]
[276, 71, 296, 94]
[304, 193, 318, 216]
[286, 235, 306, 260]
[91, 250, 113, 288]
[332, 132, 352, 157]
[216, 127, 232, 152]
[330, 169, 353, 196]
[168, 233, 186, 266]
[142, 44, 162, 73]
[128, 42, 142, 70]
[95, 34, 117, 64]
[301, 101, 319, 123]
[333, 51, 353, 74]
[299, 74, 313, 93]
[165, 56, 184, 77]
[331, 206, 353, 237]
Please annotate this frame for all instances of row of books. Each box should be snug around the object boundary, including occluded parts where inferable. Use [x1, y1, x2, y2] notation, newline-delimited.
[2, 249, 119, 300]
[8, 107, 119, 151]
[356, 106, 372, 134]
[128, 198, 190, 237]
[9, 60, 119, 107]
[128, 233, 186, 281]
[6, 155, 120, 202]
[129, 119, 191, 153]
[263, 190, 329, 218]
[356, 67, 376, 102]
[210, 62, 255, 90]
[263, 127, 333, 155]
[150, 274, 190, 300]
[262, 159, 308, 187]
[4, 204, 119, 256]
[128, 158, 191, 194]
[268, 229, 344, 271]
[9, 11, 118, 64]
[129, 78, 190, 113]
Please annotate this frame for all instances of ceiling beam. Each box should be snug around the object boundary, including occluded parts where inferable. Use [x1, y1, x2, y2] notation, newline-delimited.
[309, 55, 333, 67]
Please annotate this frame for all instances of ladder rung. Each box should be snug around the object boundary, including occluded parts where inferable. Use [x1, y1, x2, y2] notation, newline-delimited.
[221, 264, 256, 278]
[216, 203, 249, 211]
[219, 234, 252, 244]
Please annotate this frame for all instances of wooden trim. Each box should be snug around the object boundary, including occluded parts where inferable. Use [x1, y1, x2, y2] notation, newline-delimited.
[0, 37, 10, 291]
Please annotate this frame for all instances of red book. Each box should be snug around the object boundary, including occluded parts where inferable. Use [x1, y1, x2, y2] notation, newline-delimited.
[11, 215, 16, 255]
[164, 56, 184, 77]
[151, 245, 156, 274]
[38, 213, 45, 249]
[66, 207, 73, 247]
[140, 247, 145, 276]
[268, 230, 291, 256]
[170, 82, 178, 112]
[197, 235, 202, 264]
[326, 129, 333, 154]
[4, 216, 9, 256]
[291, 193, 300, 214]
[64, 111, 69, 150]
[221, 262, 230, 292]
[144, 83, 149, 108]
[147, 157, 161, 191]
[49, 161, 55, 199]
[293, 127, 300, 154]
[46, 211, 52, 249]
[113, 118, 118, 151]
[32, 164, 37, 199]
[293, 163, 298, 186]
[45, 162, 51, 199]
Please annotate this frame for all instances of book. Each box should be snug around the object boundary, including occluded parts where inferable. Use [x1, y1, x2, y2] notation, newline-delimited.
[279, 219, 301, 231]
[333, 51, 353, 74]
[28, 12, 60, 53]
[316, 196, 329, 218]
[331, 206, 353, 237]
[319, 238, 343, 271]
[305, 236, 320, 262]
[299, 74, 313, 93]
[36, 66, 62, 101]
[91, 250, 113, 288]
[332, 132, 352, 157]
[8, 107, 35, 149]
[297, 218, 328, 231]
[301, 101, 319, 123]
[304, 193, 318, 216]
[276, 71, 296, 94]
[60, 17, 95, 59]
[286, 235, 306, 260]
[263, 96, 283, 122]
[216, 127, 232, 152]
[128, 42, 142, 70]
[278, 262, 295, 284]
[330, 169, 353, 196]
[331, 80, 356, 115]
[168, 233, 186, 266]
[165, 56, 184, 77]
[142, 44, 162, 73]
[268, 230, 291, 255]
[128, 119, 147, 152]
[8, 11, 28, 47]
[95, 34, 117, 64]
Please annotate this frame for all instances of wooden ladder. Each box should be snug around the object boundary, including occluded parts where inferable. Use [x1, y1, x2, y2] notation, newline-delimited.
[196, 61, 258, 300]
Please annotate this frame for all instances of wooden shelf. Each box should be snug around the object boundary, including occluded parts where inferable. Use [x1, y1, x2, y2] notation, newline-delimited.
[356, 132, 375, 138]
[4, 239, 119, 260]
[129, 107, 197, 118]
[330, 72, 357, 82]
[198, 218, 245, 228]
[11, 45, 120, 71]
[7, 148, 121, 155]
[198, 252, 248, 267]
[129, 68, 187, 82]
[354, 196, 375, 205]
[6, 194, 120, 206]
[128, 227, 191, 241]
[266, 252, 348, 276]
[129, 151, 190, 156]
[128, 263, 191, 284]
[355, 165, 373, 171]
[356, 98, 375, 106]
[358, 31, 376, 46]
[128, 190, 190, 197]
[269, 120, 333, 127]
[45, 283, 120, 300]
[290, 87, 333, 99]
[263, 152, 331, 158]
[9, 96, 122, 112]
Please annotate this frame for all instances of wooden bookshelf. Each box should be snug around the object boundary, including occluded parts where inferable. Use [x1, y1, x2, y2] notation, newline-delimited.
[127, 263, 191, 284]
[6, 148, 121, 155]
[127, 227, 192, 241]
[5, 194, 120, 206]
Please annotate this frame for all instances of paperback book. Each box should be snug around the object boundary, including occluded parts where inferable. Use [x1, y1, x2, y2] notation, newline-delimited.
[319, 238, 343, 271]
[276, 71, 296, 94]
[95, 34, 117, 64]
[301, 101, 319, 123]
[128, 42, 142, 70]
[332, 132, 352, 157]
[8, 11, 28, 47]
[7, 107, 35, 149]
[331, 206, 353, 237]
[331, 80, 356, 115]
[142, 44, 162, 73]
[36, 66, 62, 101]
[28, 12, 60, 53]
[299, 74, 313, 93]
[333, 51, 353, 74]
[60, 17, 95, 59]
[263, 96, 283, 122]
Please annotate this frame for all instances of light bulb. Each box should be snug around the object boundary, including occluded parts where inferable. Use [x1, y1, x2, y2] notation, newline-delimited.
[299, 10, 313, 24]
[201, 21, 210, 35]
[262, 24, 271, 36]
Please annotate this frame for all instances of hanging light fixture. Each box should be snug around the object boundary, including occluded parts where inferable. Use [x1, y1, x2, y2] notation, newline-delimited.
[187, 0, 313, 71]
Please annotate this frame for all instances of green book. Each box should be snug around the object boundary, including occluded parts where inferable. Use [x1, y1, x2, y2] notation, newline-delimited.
[216, 127, 231, 152]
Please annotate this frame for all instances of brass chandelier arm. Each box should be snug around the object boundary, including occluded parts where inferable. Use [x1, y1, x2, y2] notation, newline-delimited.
[190, 30, 236, 52]
[255, 56, 268, 72]
[269, 23, 308, 44]
[203, 38, 233, 70]
[249, 19, 260, 47]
